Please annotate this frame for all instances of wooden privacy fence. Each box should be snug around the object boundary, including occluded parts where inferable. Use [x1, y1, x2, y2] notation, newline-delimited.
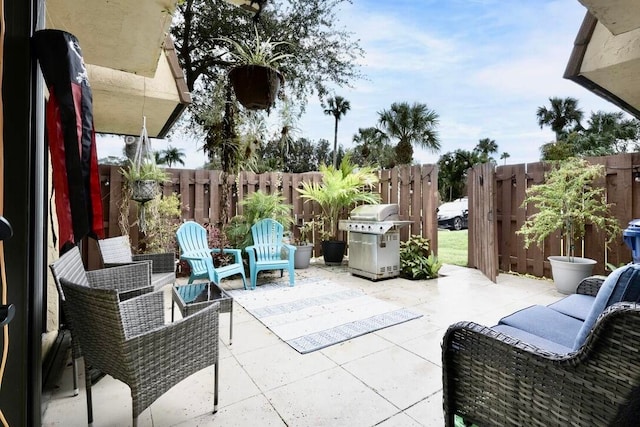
[487, 153, 640, 278]
[91, 164, 439, 266]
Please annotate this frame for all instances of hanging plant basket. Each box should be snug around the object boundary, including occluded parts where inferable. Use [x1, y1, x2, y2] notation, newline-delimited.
[131, 179, 159, 203]
[228, 65, 283, 110]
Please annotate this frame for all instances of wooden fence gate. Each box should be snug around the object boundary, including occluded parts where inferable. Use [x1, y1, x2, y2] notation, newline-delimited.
[467, 163, 498, 282]
[468, 153, 640, 282]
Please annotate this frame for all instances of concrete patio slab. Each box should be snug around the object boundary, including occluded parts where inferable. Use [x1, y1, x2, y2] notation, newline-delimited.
[42, 262, 561, 426]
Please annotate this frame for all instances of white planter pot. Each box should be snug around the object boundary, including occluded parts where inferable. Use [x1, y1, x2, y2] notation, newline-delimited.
[548, 256, 597, 295]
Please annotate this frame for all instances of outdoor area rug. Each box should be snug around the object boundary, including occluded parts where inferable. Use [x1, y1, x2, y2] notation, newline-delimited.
[227, 277, 422, 354]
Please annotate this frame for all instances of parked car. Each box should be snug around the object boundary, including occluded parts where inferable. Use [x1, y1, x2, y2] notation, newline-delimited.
[437, 198, 468, 230]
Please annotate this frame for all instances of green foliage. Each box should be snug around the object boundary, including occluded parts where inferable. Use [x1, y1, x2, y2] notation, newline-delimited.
[377, 102, 441, 165]
[517, 157, 621, 259]
[297, 154, 380, 240]
[606, 261, 627, 272]
[351, 127, 395, 169]
[437, 149, 478, 202]
[536, 96, 584, 141]
[139, 194, 181, 254]
[225, 190, 293, 250]
[294, 219, 318, 245]
[157, 146, 186, 167]
[400, 235, 442, 280]
[119, 160, 170, 183]
[539, 140, 575, 161]
[540, 111, 640, 161]
[216, 26, 293, 68]
[322, 95, 351, 168]
[437, 138, 501, 201]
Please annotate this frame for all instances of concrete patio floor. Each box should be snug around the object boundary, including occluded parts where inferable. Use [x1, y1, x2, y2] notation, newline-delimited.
[42, 262, 564, 427]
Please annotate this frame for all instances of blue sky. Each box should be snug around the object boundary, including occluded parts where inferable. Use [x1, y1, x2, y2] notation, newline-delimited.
[98, 0, 626, 168]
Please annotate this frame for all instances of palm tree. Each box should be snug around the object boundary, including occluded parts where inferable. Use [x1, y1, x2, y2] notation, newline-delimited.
[500, 152, 510, 165]
[377, 102, 441, 165]
[475, 138, 498, 162]
[536, 97, 584, 141]
[322, 95, 351, 168]
[352, 127, 393, 167]
[159, 146, 186, 167]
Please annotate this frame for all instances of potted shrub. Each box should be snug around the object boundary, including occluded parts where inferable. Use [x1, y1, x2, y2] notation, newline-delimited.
[297, 155, 380, 265]
[217, 27, 292, 110]
[225, 190, 294, 252]
[517, 157, 621, 294]
[293, 219, 317, 269]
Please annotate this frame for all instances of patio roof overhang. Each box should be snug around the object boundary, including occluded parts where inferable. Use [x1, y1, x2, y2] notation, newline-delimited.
[46, 0, 191, 138]
[45, 0, 259, 137]
[565, 1, 640, 118]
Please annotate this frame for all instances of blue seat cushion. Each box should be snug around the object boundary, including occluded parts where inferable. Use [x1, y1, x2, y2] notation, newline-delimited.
[573, 263, 640, 350]
[548, 294, 595, 321]
[498, 305, 584, 349]
[492, 324, 573, 354]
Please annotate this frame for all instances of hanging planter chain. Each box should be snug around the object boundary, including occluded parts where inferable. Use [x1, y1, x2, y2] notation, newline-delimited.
[131, 117, 158, 233]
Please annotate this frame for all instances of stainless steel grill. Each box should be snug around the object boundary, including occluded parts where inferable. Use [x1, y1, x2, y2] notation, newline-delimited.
[338, 204, 411, 280]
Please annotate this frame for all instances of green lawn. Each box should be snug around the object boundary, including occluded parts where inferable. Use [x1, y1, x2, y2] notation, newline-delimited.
[437, 229, 468, 266]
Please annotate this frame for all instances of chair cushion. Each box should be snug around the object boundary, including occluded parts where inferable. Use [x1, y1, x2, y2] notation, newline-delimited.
[573, 263, 640, 350]
[498, 305, 584, 349]
[548, 294, 596, 321]
[492, 324, 573, 354]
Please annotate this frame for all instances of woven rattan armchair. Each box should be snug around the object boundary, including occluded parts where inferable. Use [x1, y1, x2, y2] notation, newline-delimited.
[49, 245, 154, 396]
[98, 235, 176, 291]
[59, 278, 220, 426]
[442, 277, 640, 426]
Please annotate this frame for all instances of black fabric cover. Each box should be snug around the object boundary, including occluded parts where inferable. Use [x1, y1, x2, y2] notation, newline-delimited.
[32, 30, 103, 251]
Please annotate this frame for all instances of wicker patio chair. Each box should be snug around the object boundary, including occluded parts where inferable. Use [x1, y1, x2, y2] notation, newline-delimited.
[49, 245, 154, 396]
[442, 277, 640, 426]
[59, 278, 220, 426]
[98, 235, 176, 291]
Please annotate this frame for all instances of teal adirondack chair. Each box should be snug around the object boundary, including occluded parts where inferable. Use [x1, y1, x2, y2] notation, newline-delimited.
[176, 221, 248, 290]
[245, 219, 296, 289]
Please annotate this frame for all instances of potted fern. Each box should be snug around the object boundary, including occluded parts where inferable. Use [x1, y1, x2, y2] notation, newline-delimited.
[517, 157, 621, 294]
[120, 161, 170, 203]
[119, 160, 170, 233]
[217, 27, 292, 110]
[297, 155, 380, 265]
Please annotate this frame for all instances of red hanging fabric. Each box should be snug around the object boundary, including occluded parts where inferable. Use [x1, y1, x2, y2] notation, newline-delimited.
[33, 30, 104, 251]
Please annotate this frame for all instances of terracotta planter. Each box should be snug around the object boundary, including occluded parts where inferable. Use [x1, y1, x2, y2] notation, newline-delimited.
[228, 65, 283, 110]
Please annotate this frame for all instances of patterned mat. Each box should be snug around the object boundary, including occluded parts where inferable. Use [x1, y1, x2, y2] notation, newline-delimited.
[227, 277, 422, 354]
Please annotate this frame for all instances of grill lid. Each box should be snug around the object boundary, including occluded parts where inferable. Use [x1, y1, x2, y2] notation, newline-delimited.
[349, 204, 399, 222]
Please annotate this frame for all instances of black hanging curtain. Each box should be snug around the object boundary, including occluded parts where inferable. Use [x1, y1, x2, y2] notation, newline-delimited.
[32, 30, 103, 251]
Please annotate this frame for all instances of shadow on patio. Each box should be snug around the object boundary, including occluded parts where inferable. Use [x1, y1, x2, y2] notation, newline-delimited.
[42, 262, 560, 427]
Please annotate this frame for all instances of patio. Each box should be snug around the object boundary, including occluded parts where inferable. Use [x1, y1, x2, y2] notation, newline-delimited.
[41, 262, 563, 427]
